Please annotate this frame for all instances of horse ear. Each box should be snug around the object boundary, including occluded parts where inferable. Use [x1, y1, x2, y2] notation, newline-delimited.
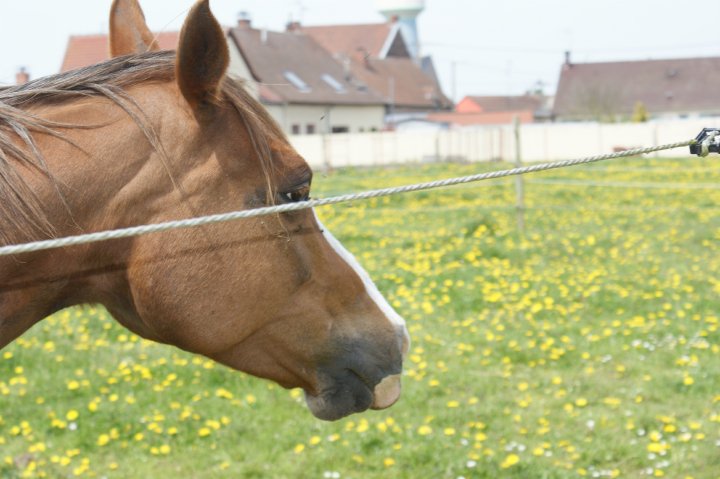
[176, 0, 229, 109]
[109, 0, 160, 57]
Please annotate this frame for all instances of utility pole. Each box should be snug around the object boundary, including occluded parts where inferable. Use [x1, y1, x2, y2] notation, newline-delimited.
[451, 61, 457, 103]
[388, 76, 396, 127]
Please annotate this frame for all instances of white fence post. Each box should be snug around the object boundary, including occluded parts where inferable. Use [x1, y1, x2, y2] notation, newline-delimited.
[513, 116, 526, 237]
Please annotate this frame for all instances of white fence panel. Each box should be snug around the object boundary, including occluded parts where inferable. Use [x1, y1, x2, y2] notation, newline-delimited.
[289, 118, 718, 168]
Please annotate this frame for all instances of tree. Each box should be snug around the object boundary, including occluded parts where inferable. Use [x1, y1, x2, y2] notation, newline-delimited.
[632, 101, 648, 122]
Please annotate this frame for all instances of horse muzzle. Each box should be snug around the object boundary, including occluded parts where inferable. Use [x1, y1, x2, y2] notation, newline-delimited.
[304, 325, 408, 421]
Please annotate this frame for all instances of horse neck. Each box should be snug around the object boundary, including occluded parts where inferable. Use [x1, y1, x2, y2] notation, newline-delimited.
[0, 83, 186, 347]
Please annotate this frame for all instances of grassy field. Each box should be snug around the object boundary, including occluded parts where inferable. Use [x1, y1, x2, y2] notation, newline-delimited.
[1, 156, 719, 478]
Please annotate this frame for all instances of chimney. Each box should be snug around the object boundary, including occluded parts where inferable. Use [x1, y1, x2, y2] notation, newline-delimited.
[15, 67, 29, 85]
[286, 21, 301, 32]
[564, 50, 572, 67]
[237, 11, 252, 29]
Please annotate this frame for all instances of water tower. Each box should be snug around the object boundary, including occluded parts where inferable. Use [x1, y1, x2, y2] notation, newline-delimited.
[375, 0, 425, 61]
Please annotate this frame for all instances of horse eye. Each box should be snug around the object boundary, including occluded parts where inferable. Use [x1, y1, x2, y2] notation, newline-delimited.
[280, 185, 310, 203]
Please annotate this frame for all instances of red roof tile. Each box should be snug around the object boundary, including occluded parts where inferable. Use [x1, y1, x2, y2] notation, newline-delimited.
[457, 95, 543, 114]
[427, 110, 534, 126]
[60, 32, 180, 72]
[302, 23, 394, 59]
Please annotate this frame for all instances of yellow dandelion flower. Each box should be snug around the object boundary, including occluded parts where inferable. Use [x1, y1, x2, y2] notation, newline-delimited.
[417, 425, 432, 436]
[356, 419, 369, 433]
[294, 444, 305, 454]
[501, 453, 520, 469]
[383, 457, 395, 467]
[647, 442, 668, 453]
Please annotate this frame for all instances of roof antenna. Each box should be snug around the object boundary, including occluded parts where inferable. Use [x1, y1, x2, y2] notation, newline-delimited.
[294, 0, 307, 23]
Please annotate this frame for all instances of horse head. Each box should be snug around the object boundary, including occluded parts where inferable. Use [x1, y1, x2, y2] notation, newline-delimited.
[95, 0, 410, 420]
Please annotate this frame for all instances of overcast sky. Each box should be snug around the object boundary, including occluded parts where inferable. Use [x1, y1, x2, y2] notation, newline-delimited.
[0, 0, 718, 101]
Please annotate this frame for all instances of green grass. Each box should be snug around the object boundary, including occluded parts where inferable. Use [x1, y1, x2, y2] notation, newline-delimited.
[1, 157, 719, 478]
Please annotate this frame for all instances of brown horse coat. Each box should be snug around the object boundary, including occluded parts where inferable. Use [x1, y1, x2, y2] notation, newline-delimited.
[0, 0, 408, 421]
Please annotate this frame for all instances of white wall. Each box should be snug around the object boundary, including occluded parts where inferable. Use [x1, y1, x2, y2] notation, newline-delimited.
[266, 104, 385, 135]
[227, 39, 259, 99]
[289, 118, 720, 169]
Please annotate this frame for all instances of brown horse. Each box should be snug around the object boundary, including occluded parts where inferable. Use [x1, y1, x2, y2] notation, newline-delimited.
[0, 0, 408, 421]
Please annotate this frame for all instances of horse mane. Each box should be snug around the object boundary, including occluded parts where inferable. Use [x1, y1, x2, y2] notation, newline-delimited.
[0, 50, 284, 246]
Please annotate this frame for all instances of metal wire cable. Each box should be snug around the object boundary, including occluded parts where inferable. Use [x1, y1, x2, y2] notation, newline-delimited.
[0, 139, 695, 257]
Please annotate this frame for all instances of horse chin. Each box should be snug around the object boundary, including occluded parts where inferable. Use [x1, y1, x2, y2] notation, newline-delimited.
[304, 373, 402, 421]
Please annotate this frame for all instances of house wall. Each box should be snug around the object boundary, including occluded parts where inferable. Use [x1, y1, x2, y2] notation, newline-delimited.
[265, 104, 385, 135]
[227, 39, 259, 99]
[288, 117, 719, 169]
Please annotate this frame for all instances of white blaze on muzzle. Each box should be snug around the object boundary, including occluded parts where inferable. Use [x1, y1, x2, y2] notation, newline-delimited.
[312, 210, 407, 328]
[308, 211, 409, 417]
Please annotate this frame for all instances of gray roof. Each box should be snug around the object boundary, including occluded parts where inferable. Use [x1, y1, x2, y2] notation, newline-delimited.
[554, 56, 720, 119]
[229, 27, 384, 106]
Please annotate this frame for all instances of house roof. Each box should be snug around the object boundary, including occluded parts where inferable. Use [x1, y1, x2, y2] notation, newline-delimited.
[458, 95, 544, 114]
[229, 27, 385, 106]
[302, 22, 450, 110]
[302, 23, 396, 59]
[554, 56, 720, 118]
[427, 110, 535, 126]
[350, 57, 453, 110]
[61, 32, 179, 72]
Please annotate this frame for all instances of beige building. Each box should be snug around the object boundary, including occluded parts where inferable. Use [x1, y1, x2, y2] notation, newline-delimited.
[228, 20, 387, 135]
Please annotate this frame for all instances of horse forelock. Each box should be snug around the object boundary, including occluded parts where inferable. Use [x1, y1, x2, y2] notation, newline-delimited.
[0, 51, 283, 246]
